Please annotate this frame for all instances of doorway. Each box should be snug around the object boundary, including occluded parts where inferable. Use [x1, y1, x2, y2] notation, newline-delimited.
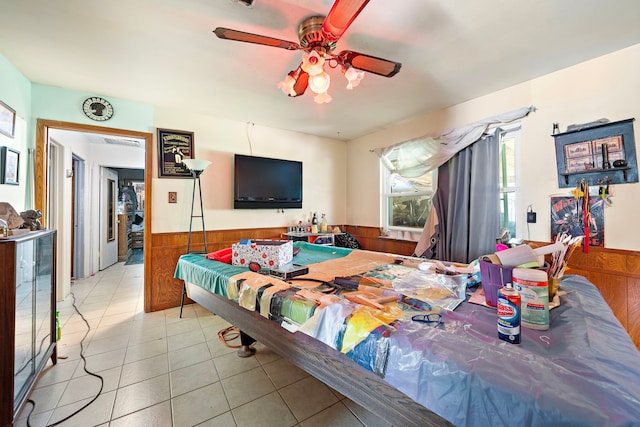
[35, 119, 153, 302]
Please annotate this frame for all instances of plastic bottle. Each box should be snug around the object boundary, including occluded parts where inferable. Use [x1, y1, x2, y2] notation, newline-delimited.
[513, 268, 549, 330]
[56, 310, 61, 340]
[0, 218, 8, 237]
[319, 214, 328, 233]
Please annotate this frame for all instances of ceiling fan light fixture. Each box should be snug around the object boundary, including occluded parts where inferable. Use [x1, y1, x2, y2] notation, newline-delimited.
[344, 66, 364, 89]
[314, 91, 333, 104]
[278, 70, 298, 96]
[301, 51, 325, 75]
[308, 71, 331, 94]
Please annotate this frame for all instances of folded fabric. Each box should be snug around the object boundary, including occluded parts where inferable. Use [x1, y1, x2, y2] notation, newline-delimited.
[206, 247, 233, 264]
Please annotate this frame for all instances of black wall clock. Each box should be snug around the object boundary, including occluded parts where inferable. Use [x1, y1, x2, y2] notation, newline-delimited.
[82, 97, 114, 121]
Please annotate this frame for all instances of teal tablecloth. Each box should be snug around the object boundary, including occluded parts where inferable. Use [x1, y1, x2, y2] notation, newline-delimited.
[174, 242, 352, 299]
[174, 254, 246, 298]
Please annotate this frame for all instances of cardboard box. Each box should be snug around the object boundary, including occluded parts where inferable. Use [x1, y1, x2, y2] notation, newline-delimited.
[232, 240, 293, 269]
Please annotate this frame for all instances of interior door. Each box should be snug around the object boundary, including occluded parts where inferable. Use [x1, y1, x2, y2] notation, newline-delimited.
[99, 167, 118, 270]
[72, 155, 85, 278]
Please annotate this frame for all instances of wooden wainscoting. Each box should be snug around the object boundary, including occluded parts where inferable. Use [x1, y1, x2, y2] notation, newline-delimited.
[147, 225, 417, 313]
[147, 228, 285, 312]
[342, 225, 417, 256]
[528, 241, 640, 349]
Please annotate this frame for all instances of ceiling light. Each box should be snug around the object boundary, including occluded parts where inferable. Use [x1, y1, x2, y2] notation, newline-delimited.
[308, 71, 331, 94]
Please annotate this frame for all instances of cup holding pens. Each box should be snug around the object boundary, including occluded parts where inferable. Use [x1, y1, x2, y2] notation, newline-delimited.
[548, 276, 561, 302]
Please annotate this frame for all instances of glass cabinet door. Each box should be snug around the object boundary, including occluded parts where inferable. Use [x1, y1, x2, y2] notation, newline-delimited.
[14, 239, 35, 402]
[34, 233, 54, 371]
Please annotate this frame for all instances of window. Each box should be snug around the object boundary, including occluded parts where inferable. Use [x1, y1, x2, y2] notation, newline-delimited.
[499, 126, 520, 239]
[381, 147, 436, 233]
[380, 124, 520, 238]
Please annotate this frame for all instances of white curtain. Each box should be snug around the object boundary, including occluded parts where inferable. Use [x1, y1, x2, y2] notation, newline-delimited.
[373, 105, 535, 178]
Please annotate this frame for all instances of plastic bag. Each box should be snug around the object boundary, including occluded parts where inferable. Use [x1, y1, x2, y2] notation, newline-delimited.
[392, 270, 465, 311]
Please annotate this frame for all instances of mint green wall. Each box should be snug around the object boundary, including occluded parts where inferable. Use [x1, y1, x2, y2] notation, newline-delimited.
[0, 53, 32, 132]
[32, 84, 155, 138]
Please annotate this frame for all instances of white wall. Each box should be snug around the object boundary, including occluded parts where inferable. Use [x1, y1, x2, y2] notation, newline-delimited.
[152, 107, 347, 234]
[348, 44, 640, 251]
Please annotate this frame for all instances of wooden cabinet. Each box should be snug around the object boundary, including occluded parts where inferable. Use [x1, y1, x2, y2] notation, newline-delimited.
[117, 213, 130, 261]
[1, 230, 57, 427]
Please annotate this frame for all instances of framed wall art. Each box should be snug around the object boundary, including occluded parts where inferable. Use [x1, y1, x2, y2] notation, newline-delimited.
[0, 100, 16, 139]
[157, 128, 194, 178]
[550, 195, 604, 247]
[1, 146, 20, 185]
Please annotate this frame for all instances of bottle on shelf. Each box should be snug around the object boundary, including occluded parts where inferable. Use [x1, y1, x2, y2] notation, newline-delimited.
[311, 212, 318, 233]
[319, 214, 328, 233]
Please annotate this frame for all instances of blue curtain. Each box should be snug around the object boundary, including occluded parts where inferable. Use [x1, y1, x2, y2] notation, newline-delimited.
[433, 129, 500, 263]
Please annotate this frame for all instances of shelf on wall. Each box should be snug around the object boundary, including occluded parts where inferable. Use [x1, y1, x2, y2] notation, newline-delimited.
[553, 118, 637, 188]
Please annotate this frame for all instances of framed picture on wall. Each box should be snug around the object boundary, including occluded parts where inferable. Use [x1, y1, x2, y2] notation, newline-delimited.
[1, 146, 20, 185]
[550, 196, 604, 247]
[157, 128, 194, 178]
[0, 99, 16, 139]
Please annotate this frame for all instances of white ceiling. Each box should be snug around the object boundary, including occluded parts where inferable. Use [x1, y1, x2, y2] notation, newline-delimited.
[2, 0, 640, 141]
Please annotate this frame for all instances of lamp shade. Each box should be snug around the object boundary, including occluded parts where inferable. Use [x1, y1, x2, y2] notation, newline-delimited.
[308, 71, 331, 94]
[182, 159, 211, 172]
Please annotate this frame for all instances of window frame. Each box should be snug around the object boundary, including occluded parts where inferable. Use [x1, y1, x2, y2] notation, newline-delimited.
[380, 162, 436, 235]
[498, 124, 521, 240]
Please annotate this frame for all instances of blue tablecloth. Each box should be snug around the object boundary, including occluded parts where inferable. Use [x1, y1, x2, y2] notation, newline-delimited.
[384, 274, 640, 426]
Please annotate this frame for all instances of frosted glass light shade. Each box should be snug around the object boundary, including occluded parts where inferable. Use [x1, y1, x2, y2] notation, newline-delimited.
[308, 71, 331, 94]
[182, 159, 212, 172]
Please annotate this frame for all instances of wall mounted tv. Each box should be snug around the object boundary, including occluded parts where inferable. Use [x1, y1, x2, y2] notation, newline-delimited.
[234, 154, 303, 209]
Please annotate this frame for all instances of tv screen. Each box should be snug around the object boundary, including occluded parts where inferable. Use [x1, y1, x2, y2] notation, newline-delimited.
[234, 154, 303, 209]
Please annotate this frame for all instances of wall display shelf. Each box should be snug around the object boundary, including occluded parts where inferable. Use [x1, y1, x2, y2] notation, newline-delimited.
[553, 118, 637, 188]
[1, 229, 57, 427]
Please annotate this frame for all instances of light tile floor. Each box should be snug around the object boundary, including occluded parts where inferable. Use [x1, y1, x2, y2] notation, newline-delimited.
[17, 261, 393, 427]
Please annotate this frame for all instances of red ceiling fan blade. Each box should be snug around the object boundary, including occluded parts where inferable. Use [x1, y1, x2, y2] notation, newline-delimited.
[214, 27, 300, 50]
[322, 0, 371, 42]
[291, 70, 309, 96]
[338, 50, 402, 77]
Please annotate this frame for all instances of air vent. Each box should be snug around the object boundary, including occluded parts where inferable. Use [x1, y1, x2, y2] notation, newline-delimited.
[104, 138, 142, 147]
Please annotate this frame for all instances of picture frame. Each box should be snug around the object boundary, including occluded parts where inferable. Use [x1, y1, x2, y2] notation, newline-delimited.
[1, 146, 20, 185]
[157, 128, 194, 178]
[0, 99, 16, 139]
[550, 196, 604, 247]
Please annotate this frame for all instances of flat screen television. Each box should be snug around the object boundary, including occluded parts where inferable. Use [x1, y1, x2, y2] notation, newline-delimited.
[234, 154, 303, 209]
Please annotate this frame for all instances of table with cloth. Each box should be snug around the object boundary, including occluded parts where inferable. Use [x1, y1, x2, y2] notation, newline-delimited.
[174, 242, 640, 427]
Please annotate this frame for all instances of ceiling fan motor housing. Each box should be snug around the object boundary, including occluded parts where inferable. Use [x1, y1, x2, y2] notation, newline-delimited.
[298, 15, 336, 52]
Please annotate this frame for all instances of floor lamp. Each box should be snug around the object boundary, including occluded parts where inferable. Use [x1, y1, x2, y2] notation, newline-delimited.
[180, 158, 211, 317]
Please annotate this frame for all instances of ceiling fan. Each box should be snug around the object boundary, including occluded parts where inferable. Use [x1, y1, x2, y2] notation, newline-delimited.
[214, 0, 402, 104]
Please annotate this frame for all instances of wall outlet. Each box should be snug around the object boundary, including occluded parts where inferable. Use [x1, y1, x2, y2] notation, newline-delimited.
[526, 211, 537, 223]
[168, 192, 177, 203]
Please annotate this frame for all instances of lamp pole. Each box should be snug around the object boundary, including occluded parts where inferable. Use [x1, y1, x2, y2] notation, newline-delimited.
[180, 159, 211, 318]
[186, 169, 208, 254]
